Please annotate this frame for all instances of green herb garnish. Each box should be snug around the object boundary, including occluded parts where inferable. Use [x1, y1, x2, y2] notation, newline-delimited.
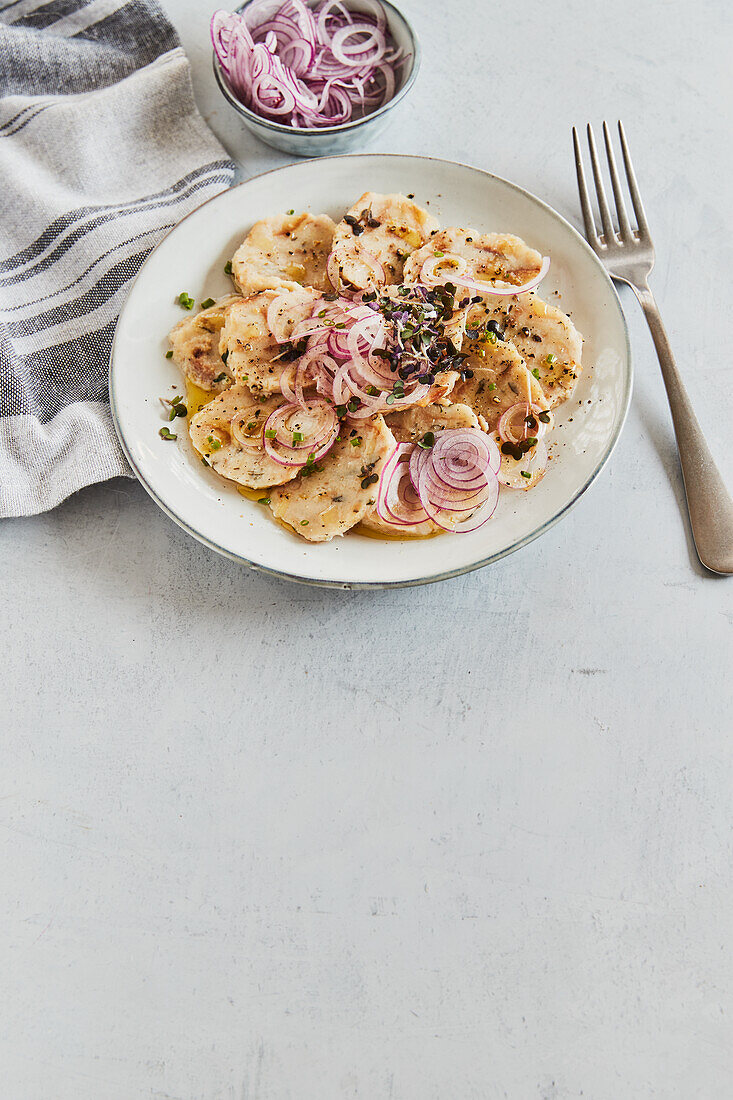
[177, 292, 194, 310]
[521, 470, 532, 479]
[531, 368, 541, 380]
[159, 426, 177, 440]
[224, 261, 233, 275]
[165, 349, 173, 359]
[264, 429, 277, 439]
[201, 297, 215, 309]
[258, 497, 271, 504]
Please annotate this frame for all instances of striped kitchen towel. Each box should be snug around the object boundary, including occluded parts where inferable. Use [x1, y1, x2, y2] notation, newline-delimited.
[0, 0, 236, 517]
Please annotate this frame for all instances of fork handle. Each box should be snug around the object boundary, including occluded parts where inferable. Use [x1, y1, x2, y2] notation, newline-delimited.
[631, 282, 733, 574]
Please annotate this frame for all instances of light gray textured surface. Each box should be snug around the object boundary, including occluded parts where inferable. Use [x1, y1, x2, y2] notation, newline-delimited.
[2, 1, 732, 1097]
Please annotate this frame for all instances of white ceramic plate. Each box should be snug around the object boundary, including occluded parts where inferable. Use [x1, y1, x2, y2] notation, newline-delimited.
[110, 154, 632, 589]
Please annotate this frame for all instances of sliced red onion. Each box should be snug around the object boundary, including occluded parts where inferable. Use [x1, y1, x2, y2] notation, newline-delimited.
[417, 457, 498, 532]
[497, 402, 552, 445]
[376, 444, 430, 526]
[266, 291, 301, 343]
[231, 413, 266, 451]
[263, 400, 338, 466]
[404, 429, 501, 533]
[211, 1, 405, 129]
[420, 253, 550, 297]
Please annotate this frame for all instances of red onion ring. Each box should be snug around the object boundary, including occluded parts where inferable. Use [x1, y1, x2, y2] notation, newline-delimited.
[263, 400, 339, 466]
[376, 444, 430, 526]
[402, 429, 501, 533]
[420, 253, 550, 297]
[497, 402, 551, 445]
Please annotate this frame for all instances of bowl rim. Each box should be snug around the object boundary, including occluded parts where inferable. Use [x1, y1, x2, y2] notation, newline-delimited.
[212, 0, 421, 137]
[109, 152, 633, 590]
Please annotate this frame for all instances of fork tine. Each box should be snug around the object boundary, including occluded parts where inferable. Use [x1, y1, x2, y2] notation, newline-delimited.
[586, 123, 616, 245]
[617, 120, 650, 237]
[602, 120, 632, 241]
[572, 126, 597, 243]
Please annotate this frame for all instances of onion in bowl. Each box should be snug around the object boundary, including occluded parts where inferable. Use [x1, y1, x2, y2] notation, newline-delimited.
[211, 0, 408, 130]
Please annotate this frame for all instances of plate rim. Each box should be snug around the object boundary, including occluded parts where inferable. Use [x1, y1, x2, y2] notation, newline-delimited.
[109, 152, 633, 590]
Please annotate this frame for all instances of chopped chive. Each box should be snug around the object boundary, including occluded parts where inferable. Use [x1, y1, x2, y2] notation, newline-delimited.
[201, 455, 210, 466]
[350, 437, 362, 447]
[488, 383, 496, 391]
[521, 470, 532, 479]
[165, 349, 173, 359]
[224, 261, 233, 275]
[318, 309, 326, 318]
[177, 292, 194, 310]
[531, 368, 541, 380]
[258, 497, 271, 504]
[434, 251, 444, 257]
[300, 519, 309, 525]
[264, 429, 277, 439]
[287, 209, 295, 215]
[213, 372, 228, 384]
[545, 353, 558, 365]
[201, 297, 216, 309]
[292, 431, 304, 443]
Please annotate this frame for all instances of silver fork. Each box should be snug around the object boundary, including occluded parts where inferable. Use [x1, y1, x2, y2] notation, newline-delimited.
[573, 121, 733, 574]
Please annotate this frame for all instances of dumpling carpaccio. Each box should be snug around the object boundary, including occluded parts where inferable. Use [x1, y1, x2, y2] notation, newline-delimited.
[188, 386, 299, 490]
[219, 287, 320, 393]
[403, 227, 544, 289]
[168, 295, 239, 391]
[330, 192, 439, 289]
[466, 294, 583, 407]
[268, 415, 395, 542]
[385, 401, 480, 442]
[231, 212, 335, 294]
[452, 356, 548, 432]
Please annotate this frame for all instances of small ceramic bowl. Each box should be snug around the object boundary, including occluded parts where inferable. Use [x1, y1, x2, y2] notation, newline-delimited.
[212, 0, 421, 157]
